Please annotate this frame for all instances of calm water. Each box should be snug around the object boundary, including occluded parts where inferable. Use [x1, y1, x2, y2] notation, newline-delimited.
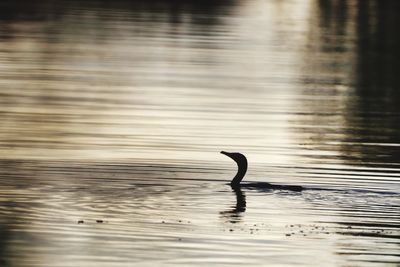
[0, 0, 399, 266]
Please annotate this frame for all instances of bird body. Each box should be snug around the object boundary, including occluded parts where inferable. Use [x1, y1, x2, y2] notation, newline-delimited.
[239, 182, 303, 192]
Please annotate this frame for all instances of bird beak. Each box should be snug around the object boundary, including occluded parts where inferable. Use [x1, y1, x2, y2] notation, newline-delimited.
[220, 151, 230, 156]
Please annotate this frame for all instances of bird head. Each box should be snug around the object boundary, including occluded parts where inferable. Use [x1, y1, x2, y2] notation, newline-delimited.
[220, 151, 248, 187]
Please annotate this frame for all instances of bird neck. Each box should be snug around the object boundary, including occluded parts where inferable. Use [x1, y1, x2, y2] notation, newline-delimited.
[230, 161, 247, 187]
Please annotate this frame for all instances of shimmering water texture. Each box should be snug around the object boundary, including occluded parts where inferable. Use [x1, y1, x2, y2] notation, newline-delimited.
[0, 0, 399, 266]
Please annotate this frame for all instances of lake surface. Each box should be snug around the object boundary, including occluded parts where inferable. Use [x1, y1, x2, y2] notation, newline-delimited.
[0, 0, 399, 266]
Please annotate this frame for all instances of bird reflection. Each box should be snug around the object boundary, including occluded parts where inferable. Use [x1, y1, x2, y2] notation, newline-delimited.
[220, 187, 246, 223]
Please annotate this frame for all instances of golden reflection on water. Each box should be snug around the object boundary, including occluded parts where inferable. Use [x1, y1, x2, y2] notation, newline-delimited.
[0, 0, 399, 266]
[0, 0, 315, 165]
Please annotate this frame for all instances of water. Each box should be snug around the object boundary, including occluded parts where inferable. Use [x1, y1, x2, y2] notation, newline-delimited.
[0, 0, 399, 266]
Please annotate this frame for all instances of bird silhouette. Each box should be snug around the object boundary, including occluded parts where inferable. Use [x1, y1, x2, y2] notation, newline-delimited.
[221, 151, 303, 192]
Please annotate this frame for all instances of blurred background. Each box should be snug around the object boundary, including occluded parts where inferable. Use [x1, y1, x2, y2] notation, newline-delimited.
[1, 0, 399, 167]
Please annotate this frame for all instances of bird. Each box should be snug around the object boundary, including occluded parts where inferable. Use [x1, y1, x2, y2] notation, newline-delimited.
[221, 151, 303, 192]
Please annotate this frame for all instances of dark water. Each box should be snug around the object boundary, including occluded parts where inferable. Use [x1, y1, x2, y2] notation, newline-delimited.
[0, 0, 399, 266]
